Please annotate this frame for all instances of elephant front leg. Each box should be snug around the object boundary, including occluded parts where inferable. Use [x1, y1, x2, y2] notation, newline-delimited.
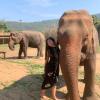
[18, 48, 23, 59]
[83, 54, 98, 100]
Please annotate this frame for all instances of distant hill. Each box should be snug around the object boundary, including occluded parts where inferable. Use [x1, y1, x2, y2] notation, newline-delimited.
[95, 14, 100, 19]
[0, 14, 100, 32]
[0, 19, 58, 32]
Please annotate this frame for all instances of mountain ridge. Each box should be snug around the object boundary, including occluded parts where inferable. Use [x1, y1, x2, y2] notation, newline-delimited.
[0, 14, 100, 32]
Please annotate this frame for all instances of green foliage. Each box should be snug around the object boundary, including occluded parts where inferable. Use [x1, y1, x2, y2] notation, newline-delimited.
[92, 15, 100, 28]
[92, 15, 98, 26]
[0, 23, 10, 32]
[92, 15, 100, 45]
[96, 46, 100, 53]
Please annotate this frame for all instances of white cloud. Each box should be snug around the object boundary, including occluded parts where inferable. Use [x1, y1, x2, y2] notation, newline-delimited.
[25, 0, 56, 7]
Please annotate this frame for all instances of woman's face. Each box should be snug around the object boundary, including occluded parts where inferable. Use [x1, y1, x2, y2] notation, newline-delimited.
[47, 39, 55, 47]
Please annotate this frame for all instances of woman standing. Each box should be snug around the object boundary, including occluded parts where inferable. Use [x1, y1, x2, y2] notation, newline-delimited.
[40, 37, 60, 100]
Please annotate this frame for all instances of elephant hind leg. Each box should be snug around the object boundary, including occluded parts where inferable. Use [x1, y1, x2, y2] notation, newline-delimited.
[39, 45, 44, 57]
[40, 48, 43, 57]
[83, 54, 98, 100]
[37, 47, 40, 57]
[37, 46, 43, 57]
[23, 48, 27, 59]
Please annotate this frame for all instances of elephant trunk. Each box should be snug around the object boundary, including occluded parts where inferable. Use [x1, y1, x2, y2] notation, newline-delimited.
[60, 49, 80, 100]
[8, 39, 15, 51]
[59, 35, 82, 100]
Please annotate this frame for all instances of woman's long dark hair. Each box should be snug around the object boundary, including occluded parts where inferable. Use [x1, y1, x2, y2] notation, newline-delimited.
[45, 37, 58, 63]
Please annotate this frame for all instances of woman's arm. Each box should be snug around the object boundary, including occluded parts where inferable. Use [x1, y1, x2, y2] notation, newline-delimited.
[45, 49, 50, 64]
[44, 49, 50, 74]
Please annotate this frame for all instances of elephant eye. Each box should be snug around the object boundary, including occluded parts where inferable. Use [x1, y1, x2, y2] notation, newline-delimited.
[67, 20, 73, 24]
[77, 20, 82, 25]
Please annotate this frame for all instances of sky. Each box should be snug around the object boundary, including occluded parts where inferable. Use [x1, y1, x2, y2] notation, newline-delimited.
[0, 0, 100, 22]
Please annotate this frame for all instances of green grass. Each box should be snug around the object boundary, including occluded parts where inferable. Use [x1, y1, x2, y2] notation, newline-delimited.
[96, 74, 100, 85]
[97, 46, 100, 53]
[27, 64, 44, 75]
[5, 59, 44, 75]
[0, 44, 19, 50]
[0, 44, 8, 49]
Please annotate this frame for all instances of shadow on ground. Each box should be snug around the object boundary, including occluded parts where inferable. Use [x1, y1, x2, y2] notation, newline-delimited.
[0, 75, 66, 100]
[6, 56, 38, 60]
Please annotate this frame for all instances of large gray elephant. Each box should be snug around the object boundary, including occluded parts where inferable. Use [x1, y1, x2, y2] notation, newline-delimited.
[57, 10, 99, 100]
[8, 31, 45, 59]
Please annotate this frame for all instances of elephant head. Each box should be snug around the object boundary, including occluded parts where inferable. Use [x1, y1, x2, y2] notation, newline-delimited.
[8, 32, 22, 50]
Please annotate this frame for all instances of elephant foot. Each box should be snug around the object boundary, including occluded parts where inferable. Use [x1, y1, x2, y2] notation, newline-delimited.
[65, 93, 82, 100]
[36, 56, 40, 59]
[83, 95, 98, 100]
[24, 57, 27, 59]
[18, 56, 22, 59]
[40, 54, 43, 57]
[79, 79, 85, 83]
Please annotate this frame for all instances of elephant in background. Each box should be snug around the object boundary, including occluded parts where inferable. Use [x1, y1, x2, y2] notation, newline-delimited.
[8, 31, 45, 59]
[58, 10, 99, 100]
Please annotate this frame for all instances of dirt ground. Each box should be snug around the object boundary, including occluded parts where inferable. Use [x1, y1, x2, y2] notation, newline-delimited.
[0, 47, 100, 100]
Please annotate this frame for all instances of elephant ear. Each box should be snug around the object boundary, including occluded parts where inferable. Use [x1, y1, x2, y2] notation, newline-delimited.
[10, 32, 16, 37]
[92, 25, 99, 48]
[78, 10, 97, 53]
[17, 32, 24, 43]
[10, 32, 13, 36]
[79, 10, 99, 48]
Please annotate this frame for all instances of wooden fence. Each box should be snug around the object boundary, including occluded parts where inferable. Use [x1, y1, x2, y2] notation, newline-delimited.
[0, 35, 9, 44]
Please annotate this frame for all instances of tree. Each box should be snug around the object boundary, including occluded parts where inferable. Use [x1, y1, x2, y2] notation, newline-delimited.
[0, 23, 10, 32]
[92, 15, 100, 45]
[92, 15, 98, 25]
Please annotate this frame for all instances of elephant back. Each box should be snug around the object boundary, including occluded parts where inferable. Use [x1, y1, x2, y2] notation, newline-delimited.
[21, 31, 45, 47]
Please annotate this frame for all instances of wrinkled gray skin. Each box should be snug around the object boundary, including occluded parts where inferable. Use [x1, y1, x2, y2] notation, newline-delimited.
[58, 10, 99, 100]
[8, 31, 45, 59]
